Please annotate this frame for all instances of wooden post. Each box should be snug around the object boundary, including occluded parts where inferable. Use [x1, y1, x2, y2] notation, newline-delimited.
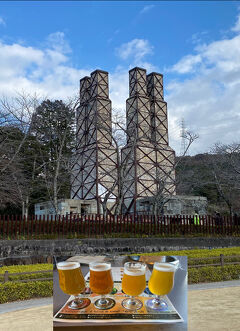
[2, 215, 5, 239]
[4, 271, 9, 283]
[220, 254, 224, 267]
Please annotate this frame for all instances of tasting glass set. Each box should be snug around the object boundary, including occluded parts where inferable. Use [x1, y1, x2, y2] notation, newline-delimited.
[57, 261, 177, 311]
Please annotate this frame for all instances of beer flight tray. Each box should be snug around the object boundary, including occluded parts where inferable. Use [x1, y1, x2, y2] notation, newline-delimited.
[53, 267, 183, 325]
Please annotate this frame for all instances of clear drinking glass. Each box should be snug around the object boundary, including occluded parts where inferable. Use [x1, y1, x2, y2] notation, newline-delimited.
[89, 262, 115, 310]
[121, 262, 146, 310]
[57, 261, 90, 310]
[146, 262, 176, 311]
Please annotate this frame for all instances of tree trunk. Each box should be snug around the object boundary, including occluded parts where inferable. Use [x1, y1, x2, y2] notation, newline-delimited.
[22, 201, 25, 219]
[25, 195, 29, 219]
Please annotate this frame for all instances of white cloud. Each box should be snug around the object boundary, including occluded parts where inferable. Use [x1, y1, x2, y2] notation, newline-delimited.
[166, 15, 240, 155]
[0, 35, 90, 100]
[46, 31, 71, 54]
[139, 5, 155, 15]
[170, 54, 202, 74]
[232, 12, 240, 32]
[116, 39, 154, 63]
[0, 17, 6, 26]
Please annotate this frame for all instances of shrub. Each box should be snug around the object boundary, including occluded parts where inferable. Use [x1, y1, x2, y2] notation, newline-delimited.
[0, 264, 53, 274]
[188, 255, 240, 266]
[141, 247, 240, 259]
[0, 280, 53, 304]
[0, 272, 52, 282]
[0, 264, 53, 283]
[189, 265, 240, 284]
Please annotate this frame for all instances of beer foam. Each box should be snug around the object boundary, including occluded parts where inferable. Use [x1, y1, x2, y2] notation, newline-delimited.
[154, 262, 176, 272]
[124, 264, 146, 276]
[57, 262, 80, 270]
[89, 263, 111, 272]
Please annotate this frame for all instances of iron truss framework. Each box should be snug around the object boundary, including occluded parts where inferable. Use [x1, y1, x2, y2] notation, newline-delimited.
[122, 67, 176, 213]
[71, 70, 118, 213]
[71, 67, 176, 214]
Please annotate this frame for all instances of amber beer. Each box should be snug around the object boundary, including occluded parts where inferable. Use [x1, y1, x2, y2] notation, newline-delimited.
[89, 263, 114, 295]
[122, 264, 146, 296]
[57, 262, 85, 296]
[148, 262, 175, 295]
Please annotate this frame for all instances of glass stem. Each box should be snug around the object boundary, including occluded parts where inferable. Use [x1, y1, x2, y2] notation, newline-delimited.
[74, 295, 83, 304]
[129, 296, 136, 305]
[154, 295, 161, 305]
[99, 295, 107, 305]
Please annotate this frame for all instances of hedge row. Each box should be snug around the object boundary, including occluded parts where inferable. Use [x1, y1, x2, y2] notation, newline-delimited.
[0, 267, 239, 303]
[0, 264, 53, 282]
[189, 265, 240, 284]
[142, 246, 240, 259]
[0, 280, 53, 304]
[188, 256, 240, 266]
[0, 264, 53, 274]
[0, 272, 53, 282]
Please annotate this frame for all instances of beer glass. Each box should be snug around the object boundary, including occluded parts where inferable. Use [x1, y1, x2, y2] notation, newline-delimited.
[57, 261, 90, 310]
[122, 262, 146, 310]
[89, 262, 115, 310]
[146, 262, 176, 310]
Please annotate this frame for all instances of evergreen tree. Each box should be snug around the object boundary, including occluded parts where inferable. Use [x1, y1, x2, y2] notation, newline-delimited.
[32, 100, 75, 212]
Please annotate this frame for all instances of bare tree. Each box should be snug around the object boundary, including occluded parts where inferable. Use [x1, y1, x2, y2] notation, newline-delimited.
[208, 142, 240, 215]
[95, 113, 137, 218]
[177, 141, 240, 216]
[0, 92, 43, 215]
[0, 92, 41, 173]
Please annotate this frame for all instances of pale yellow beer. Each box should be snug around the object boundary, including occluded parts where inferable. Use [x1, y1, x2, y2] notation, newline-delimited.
[89, 263, 113, 295]
[122, 263, 146, 296]
[148, 262, 175, 296]
[57, 262, 85, 296]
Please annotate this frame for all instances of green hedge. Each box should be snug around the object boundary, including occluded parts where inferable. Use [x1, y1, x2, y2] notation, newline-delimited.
[0, 272, 52, 282]
[188, 256, 240, 266]
[189, 265, 240, 284]
[0, 264, 53, 282]
[0, 280, 53, 304]
[141, 247, 240, 258]
[0, 264, 52, 274]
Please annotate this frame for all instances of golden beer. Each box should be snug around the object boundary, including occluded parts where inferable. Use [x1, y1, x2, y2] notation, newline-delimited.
[57, 262, 85, 296]
[89, 263, 114, 295]
[148, 262, 175, 296]
[122, 264, 146, 296]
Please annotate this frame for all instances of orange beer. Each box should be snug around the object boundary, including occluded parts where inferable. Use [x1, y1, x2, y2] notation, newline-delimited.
[89, 263, 113, 295]
[148, 262, 175, 295]
[122, 263, 146, 296]
[57, 262, 85, 296]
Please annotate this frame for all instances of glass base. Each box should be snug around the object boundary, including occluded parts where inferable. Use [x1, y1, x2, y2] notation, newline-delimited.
[68, 298, 91, 310]
[122, 298, 143, 310]
[94, 297, 115, 310]
[146, 298, 168, 311]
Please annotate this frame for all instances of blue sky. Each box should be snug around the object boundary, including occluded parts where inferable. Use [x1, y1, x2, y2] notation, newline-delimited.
[1, 1, 240, 154]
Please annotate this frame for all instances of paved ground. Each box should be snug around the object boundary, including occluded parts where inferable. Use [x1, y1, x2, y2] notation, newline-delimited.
[0, 305, 52, 331]
[0, 282, 240, 331]
[188, 286, 240, 331]
[188, 279, 240, 290]
[0, 297, 53, 314]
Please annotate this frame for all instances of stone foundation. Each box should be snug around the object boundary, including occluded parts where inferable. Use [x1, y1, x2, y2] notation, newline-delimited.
[0, 237, 239, 265]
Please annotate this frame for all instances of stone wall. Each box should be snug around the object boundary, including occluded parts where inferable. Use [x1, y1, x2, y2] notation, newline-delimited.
[0, 237, 240, 265]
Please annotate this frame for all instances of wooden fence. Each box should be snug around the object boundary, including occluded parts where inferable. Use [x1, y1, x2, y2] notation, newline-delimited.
[0, 270, 53, 283]
[188, 254, 240, 268]
[0, 214, 239, 239]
